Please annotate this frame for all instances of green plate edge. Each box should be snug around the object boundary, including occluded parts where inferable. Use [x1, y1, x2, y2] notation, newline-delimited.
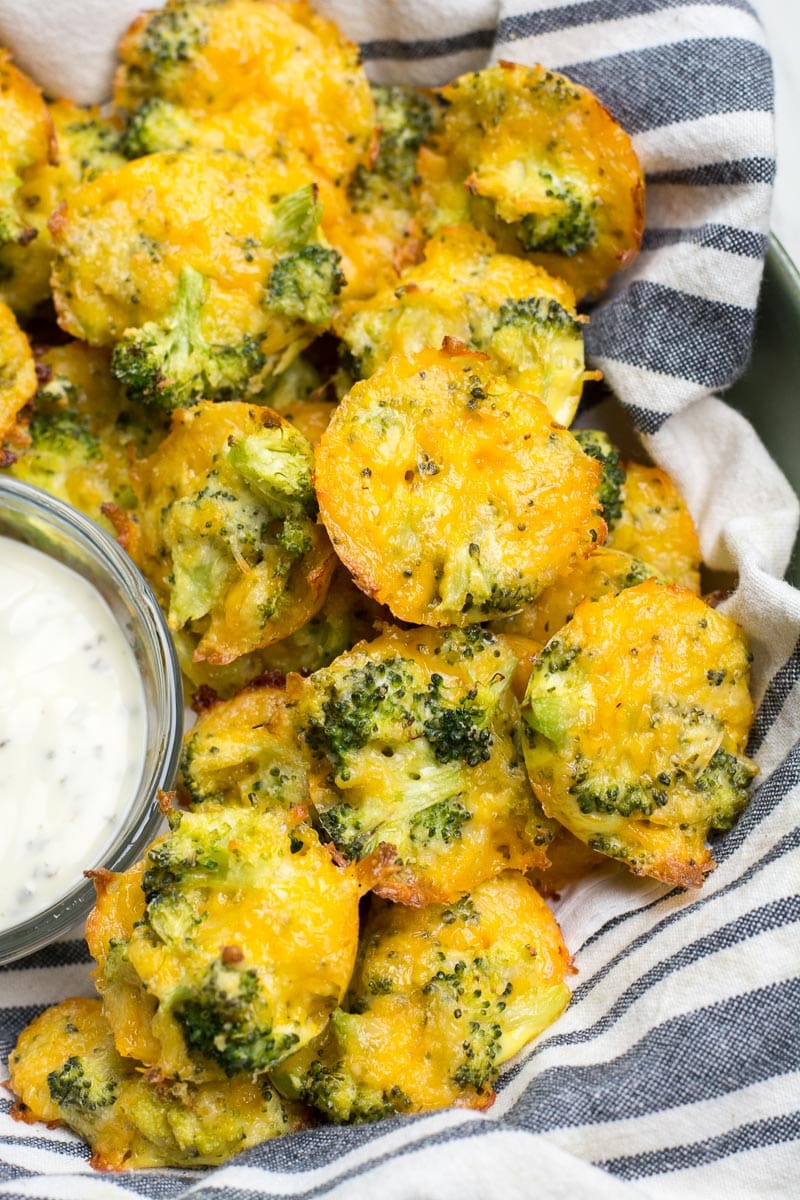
[726, 236, 800, 586]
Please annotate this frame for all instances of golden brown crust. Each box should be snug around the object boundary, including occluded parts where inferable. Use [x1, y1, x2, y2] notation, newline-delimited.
[316, 346, 605, 627]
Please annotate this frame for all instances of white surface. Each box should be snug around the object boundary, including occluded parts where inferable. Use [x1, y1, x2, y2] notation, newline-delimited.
[755, 0, 800, 266]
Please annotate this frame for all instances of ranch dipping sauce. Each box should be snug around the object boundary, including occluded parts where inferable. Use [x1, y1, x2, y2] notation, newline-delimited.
[0, 536, 147, 931]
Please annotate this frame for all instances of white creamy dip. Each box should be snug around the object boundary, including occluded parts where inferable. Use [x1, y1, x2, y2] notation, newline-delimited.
[0, 536, 147, 930]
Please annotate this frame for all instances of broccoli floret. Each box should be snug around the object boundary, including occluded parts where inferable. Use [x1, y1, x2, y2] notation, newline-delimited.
[372, 84, 435, 187]
[111, 265, 266, 409]
[409, 796, 471, 845]
[423, 676, 493, 766]
[48, 1055, 118, 1112]
[259, 186, 346, 330]
[422, 957, 502, 1092]
[696, 747, 757, 831]
[573, 430, 625, 529]
[28, 402, 100, 461]
[265, 185, 324, 254]
[349, 84, 434, 209]
[304, 657, 417, 774]
[60, 114, 123, 179]
[226, 424, 315, 514]
[141, 817, 227, 899]
[295, 1047, 411, 1125]
[131, 3, 209, 86]
[165, 481, 278, 629]
[276, 515, 312, 557]
[174, 959, 299, 1077]
[121, 96, 197, 157]
[297, 626, 549, 899]
[225, 425, 317, 564]
[304, 655, 498, 779]
[496, 295, 581, 336]
[267, 245, 344, 328]
[516, 173, 597, 257]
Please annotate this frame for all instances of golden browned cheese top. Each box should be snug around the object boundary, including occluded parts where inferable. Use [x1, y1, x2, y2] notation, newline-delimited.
[114, 0, 375, 183]
[522, 580, 756, 887]
[276, 872, 571, 1117]
[86, 806, 361, 1081]
[415, 62, 645, 298]
[316, 345, 605, 627]
[294, 623, 553, 904]
[336, 224, 587, 427]
[49, 149, 323, 348]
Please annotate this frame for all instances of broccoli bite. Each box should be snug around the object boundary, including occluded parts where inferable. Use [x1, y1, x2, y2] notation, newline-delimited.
[336, 224, 589, 426]
[521, 579, 757, 887]
[4, 340, 167, 530]
[414, 63, 644, 298]
[274, 872, 571, 1119]
[315, 345, 605, 627]
[109, 401, 335, 664]
[608, 461, 702, 592]
[50, 152, 345, 406]
[0, 97, 124, 318]
[178, 679, 309, 810]
[115, 0, 375, 185]
[86, 804, 361, 1082]
[293, 624, 553, 904]
[0, 300, 36, 443]
[491, 546, 663, 644]
[9, 997, 306, 1169]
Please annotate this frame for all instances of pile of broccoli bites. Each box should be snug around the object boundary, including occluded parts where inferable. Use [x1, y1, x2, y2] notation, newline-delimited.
[4, 0, 759, 1173]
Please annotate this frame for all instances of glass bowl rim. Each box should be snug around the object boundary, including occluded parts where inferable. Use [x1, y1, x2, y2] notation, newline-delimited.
[0, 475, 182, 965]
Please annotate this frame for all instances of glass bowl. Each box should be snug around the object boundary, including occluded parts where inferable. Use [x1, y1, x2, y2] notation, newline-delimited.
[0, 476, 182, 964]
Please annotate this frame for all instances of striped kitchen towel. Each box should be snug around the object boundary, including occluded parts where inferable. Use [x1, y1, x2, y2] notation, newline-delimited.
[0, 1, 798, 1198]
